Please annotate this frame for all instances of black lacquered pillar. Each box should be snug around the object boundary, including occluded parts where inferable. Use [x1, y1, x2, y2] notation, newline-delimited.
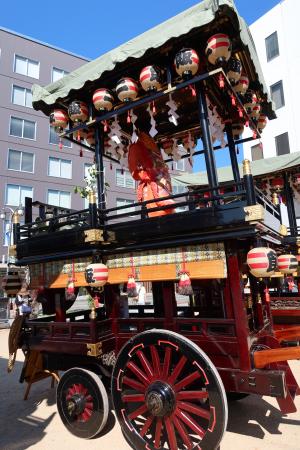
[243, 159, 256, 206]
[284, 171, 297, 236]
[196, 83, 219, 197]
[225, 122, 241, 188]
[94, 125, 106, 225]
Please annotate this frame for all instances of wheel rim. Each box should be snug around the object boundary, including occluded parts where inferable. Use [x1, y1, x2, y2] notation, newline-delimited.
[112, 330, 227, 450]
[57, 368, 108, 439]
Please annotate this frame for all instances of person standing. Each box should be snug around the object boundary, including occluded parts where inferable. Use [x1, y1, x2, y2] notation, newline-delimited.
[137, 283, 146, 305]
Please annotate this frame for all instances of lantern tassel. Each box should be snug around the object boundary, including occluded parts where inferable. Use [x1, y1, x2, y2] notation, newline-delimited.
[218, 74, 225, 88]
[264, 286, 270, 303]
[58, 137, 63, 150]
[189, 84, 197, 97]
[127, 110, 131, 124]
[178, 272, 193, 296]
[127, 275, 138, 298]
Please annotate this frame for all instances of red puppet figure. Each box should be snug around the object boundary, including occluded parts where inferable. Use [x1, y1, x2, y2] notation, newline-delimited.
[128, 132, 175, 217]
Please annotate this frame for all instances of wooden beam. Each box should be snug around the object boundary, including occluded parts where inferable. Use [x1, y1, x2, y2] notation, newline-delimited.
[253, 346, 300, 369]
[274, 326, 300, 343]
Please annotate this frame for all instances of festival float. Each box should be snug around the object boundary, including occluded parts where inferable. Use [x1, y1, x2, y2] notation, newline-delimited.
[5, 1, 300, 449]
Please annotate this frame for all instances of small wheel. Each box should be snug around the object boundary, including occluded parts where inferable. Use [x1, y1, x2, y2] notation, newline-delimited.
[57, 367, 109, 439]
[112, 330, 228, 450]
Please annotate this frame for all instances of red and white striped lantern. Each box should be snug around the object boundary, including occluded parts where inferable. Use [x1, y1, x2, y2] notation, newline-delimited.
[1, 270, 22, 296]
[174, 48, 199, 79]
[85, 130, 95, 147]
[278, 254, 298, 274]
[85, 263, 109, 287]
[232, 122, 244, 139]
[233, 73, 249, 95]
[116, 78, 139, 102]
[226, 57, 242, 85]
[247, 247, 277, 277]
[140, 65, 162, 92]
[251, 103, 261, 119]
[49, 109, 69, 132]
[206, 33, 231, 66]
[243, 91, 258, 115]
[68, 100, 89, 123]
[258, 115, 267, 132]
[92, 88, 114, 111]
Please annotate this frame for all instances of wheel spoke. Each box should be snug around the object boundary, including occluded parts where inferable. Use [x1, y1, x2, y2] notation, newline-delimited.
[140, 415, 154, 437]
[128, 404, 148, 420]
[154, 418, 163, 449]
[127, 361, 150, 385]
[137, 350, 154, 379]
[174, 370, 201, 392]
[150, 345, 161, 377]
[84, 401, 94, 410]
[176, 408, 205, 439]
[164, 417, 178, 450]
[173, 414, 194, 450]
[123, 376, 146, 392]
[177, 401, 210, 420]
[122, 394, 145, 403]
[177, 390, 208, 401]
[162, 346, 172, 379]
[168, 355, 187, 385]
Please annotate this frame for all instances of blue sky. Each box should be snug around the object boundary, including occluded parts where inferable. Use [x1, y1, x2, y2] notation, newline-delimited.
[1, 0, 280, 170]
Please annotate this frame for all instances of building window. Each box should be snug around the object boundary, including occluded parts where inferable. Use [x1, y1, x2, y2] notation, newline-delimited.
[8, 149, 34, 172]
[47, 189, 71, 208]
[48, 157, 72, 179]
[172, 184, 188, 212]
[14, 55, 39, 79]
[52, 67, 69, 82]
[270, 81, 285, 110]
[116, 198, 135, 215]
[116, 169, 135, 188]
[174, 159, 185, 171]
[251, 144, 264, 161]
[49, 126, 72, 148]
[275, 132, 290, 156]
[10, 116, 36, 140]
[6, 184, 33, 206]
[265, 31, 279, 61]
[3, 220, 11, 247]
[12, 85, 32, 108]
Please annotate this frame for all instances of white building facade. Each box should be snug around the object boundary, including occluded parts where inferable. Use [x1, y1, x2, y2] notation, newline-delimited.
[243, 0, 300, 161]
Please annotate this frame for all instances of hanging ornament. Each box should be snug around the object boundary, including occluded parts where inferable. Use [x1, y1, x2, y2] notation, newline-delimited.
[247, 247, 277, 277]
[85, 263, 109, 287]
[1, 270, 22, 297]
[232, 122, 244, 140]
[206, 33, 232, 66]
[178, 249, 193, 296]
[127, 256, 138, 298]
[92, 88, 114, 111]
[278, 254, 298, 274]
[258, 115, 267, 133]
[116, 78, 139, 102]
[49, 109, 69, 133]
[226, 57, 242, 85]
[146, 104, 158, 137]
[251, 103, 261, 119]
[174, 48, 199, 79]
[161, 139, 175, 156]
[264, 287, 270, 302]
[233, 73, 249, 95]
[206, 97, 226, 146]
[218, 73, 225, 88]
[243, 90, 258, 115]
[130, 110, 138, 143]
[68, 100, 89, 123]
[166, 94, 179, 126]
[139, 65, 162, 92]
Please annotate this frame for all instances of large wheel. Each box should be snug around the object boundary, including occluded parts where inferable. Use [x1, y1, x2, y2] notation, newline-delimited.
[112, 330, 228, 450]
[56, 367, 109, 439]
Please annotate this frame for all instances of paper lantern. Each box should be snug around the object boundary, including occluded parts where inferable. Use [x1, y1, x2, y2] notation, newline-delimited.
[85, 263, 109, 287]
[206, 33, 231, 66]
[251, 103, 261, 119]
[271, 177, 284, 191]
[140, 65, 162, 92]
[278, 254, 298, 274]
[1, 270, 22, 296]
[85, 130, 95, 147]
[92, 88, 114, 111]
[247, 247, 277, 277]
[243, 91, 258, 115]
[116, 78, 139, 102]
[161, 139, 174, 156]
[49, 109, 68, 133]
[258, 115, 267, 132]
[233, 73, 249, 95]
[232, 122, 244, 139]
[68, 100, 89, 123]
[226, 58, 242, 85]
[174, 48, 199, 79]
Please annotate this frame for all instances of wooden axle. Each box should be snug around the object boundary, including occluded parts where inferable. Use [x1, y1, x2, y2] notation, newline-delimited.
[253, 346, 300, 369]
[274, 326, 300, 343]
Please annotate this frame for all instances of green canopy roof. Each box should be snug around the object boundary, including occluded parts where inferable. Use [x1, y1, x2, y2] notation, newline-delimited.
[172, 152, 300, 187]
[32, 0, 273, 116]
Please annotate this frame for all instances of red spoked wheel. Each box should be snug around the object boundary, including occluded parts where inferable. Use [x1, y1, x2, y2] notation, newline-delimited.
[112, 330, 228, 450]
[57, 367, 108, 439]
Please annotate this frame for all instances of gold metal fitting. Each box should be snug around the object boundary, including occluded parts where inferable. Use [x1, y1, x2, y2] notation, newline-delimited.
[12, 213, 20, 224]
[272, 192, 279, 205]
[88, 192, 97, 204]
[89, 305, 97, 319]
[243, 159, 251, 175]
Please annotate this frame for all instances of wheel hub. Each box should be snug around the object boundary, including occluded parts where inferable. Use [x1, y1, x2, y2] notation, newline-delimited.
[145, 381, 176, 417]
[67, 394, 85, 417]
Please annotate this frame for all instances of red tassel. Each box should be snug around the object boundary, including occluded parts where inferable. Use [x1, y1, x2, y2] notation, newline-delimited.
[252, 130, 257, 139]
[189, 84, 197, 97]
[58, 138, 63, 150]
[152, 101, 156, 114]
[264, 287, 270, 302]
[231, 95, 236, 106]
[245, 120, 249, 127]
[104, 120, 108, 132]
[178, 272, 193, 296]
[127, 275, 138, 298]
[94, 294, 100, 308]
[67, 280, 75, 295]
[79, 147, 83, 157]
[238, 107, 243, 118]
[77, 131, 81, 142]
[218, 74, 225, 88]
[127, 110, 131, 124]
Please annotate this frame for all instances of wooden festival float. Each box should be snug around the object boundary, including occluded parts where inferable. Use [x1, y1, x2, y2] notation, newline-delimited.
[6, 1, 300, 449]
